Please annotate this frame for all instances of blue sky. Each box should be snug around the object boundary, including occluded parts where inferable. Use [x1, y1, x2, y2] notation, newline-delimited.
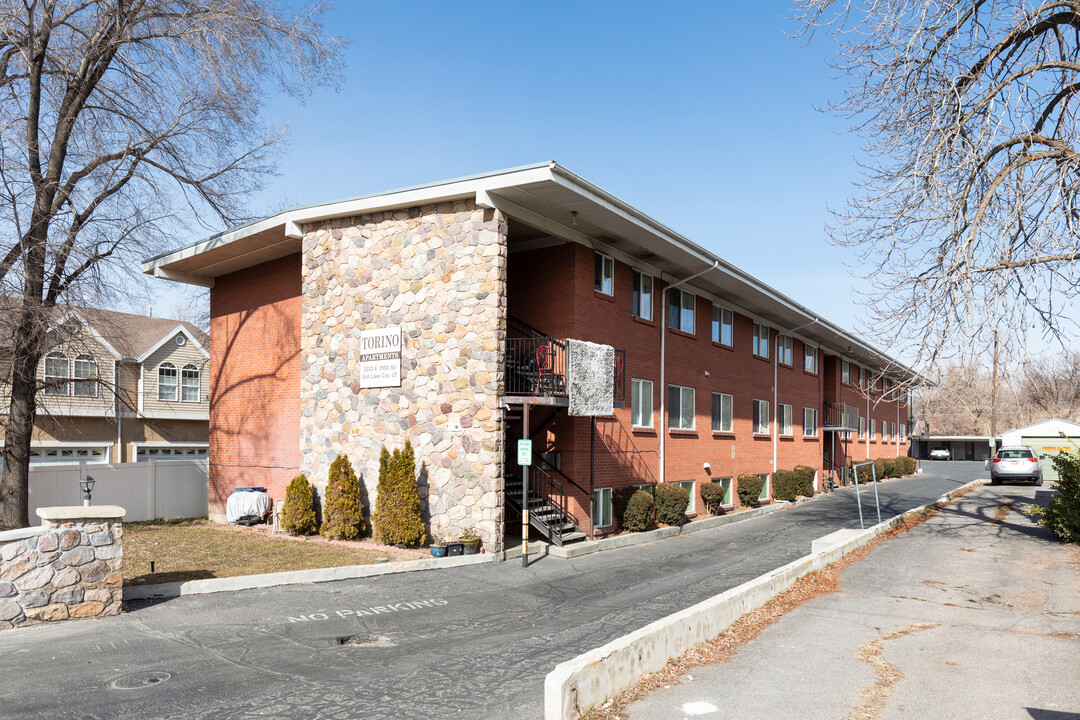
[155, 1, 872, 336]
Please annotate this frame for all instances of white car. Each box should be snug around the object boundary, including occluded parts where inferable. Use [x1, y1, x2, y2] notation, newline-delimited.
[929, 448, 951, 460]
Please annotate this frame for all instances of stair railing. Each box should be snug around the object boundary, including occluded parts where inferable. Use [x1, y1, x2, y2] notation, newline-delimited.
[528, 464, 568, 543]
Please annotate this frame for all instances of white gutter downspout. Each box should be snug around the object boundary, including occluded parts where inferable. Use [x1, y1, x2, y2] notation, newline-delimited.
[659, 261, 719, 486]
[896, 389, 901, 457]
[115, 360, 121, 462]
[866, 377, 871, 460]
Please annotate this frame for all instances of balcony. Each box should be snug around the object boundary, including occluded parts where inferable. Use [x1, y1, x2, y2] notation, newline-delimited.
[823, 402, 859, 431]
[504, 318, 625, 405]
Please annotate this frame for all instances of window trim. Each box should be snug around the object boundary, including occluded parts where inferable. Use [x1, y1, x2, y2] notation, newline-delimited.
[672, 480, 696, 514]
[631, 378, 654, 429]
[777, 335, 793, 367]
[869, 419, 876, 440]
[632, 269, 653, 321]
[592, 487, 613, 528]
[73, 354, 98, 398]
[594, 252, 614, 296]
[668, 288, 696, 334]
[802, 407, 818, 437]
[158, 362, 179, 402]
[858, 416, 866, 439]
[668, 384, 696, 431]
[181, 364, 201, 403]
[710, 477, 733, 506]
[841, 360, 851, 385]
[712, 305, 733, 347]
[753, 323, 770, 359]
[779, 403, 793, 436]
[44, 352, 70, 396]
[752, 398, 769, 435]
[712, 392, 733, 433]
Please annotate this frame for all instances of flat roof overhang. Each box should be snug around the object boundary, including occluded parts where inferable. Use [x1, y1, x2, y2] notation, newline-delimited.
[142, 161, 920, 380]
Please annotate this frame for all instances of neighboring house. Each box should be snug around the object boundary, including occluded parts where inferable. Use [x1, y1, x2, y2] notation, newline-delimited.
[999, 419, 1080, 483]
[142, 162, 915, 546]
[0, 305, 209, 465]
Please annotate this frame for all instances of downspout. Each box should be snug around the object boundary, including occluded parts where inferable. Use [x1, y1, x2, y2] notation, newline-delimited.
[866, 377, 871, 460]
[659, 261, 718, 486]
[895, 390, 900, 457]
[115, 360, 121, 463]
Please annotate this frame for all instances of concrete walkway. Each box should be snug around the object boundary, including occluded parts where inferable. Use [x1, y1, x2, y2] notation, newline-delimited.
[625, 483, 1080, 720]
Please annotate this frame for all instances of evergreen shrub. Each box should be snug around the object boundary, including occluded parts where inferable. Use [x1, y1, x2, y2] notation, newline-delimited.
[1027, 448, 1080, 543]
[613, 486, 640, 525]
[321, 454, 366, 540]
[794, 465, 817, 488]
[280, 474, 318, 535]
[373, 440, 426, 548]
[773, 468, 814, 501]
[700, 481, 728, 515]
[654, 482, 690, 526]
[901, 456, 917, 475]
[737, 473, 763, 507]
[883, 457, 904, 478]
[622, 490, 654, 532]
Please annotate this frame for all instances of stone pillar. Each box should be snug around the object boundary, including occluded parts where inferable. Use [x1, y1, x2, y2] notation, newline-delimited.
[0, 506, 125, 630]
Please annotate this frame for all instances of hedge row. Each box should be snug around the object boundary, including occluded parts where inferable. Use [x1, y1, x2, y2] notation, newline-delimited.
[773, 465, 816, 502]
[850, 456, 916, 482]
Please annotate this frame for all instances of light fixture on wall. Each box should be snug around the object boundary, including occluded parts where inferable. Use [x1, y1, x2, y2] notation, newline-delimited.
[571, 211, 578, 226]
[704, 370, 710, 377]
[702, 462, 711, 473]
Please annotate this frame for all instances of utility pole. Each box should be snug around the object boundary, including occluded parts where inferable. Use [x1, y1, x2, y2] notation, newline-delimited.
[990, 330, 999, 457]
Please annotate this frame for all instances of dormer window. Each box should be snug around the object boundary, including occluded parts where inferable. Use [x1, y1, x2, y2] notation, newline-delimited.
[158, 362, 178, 401]
[181, 364, 200, 402]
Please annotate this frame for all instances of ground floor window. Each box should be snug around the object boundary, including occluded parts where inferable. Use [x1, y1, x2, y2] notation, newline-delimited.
[711, 477, 733, 506]
[592, 487, 612, 528]
[29, 445, 110, 465]
[672, 480, 695, 513]
[136, 446, 209, 462]
[758, 473, 770, 501]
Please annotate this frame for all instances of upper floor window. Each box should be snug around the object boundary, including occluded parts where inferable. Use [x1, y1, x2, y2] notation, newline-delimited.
[858, 366, 867, 390]
[779, 403, 793, 435]
[752, 398, 769, 434]
[181, 364, 201, 402]
[841, 360, 851, 385]
[44, 352, 69, 396]
[777, 335, 793, 366]
[631, 378, 653, 428]
[158, 363, 178, 401]
[594, 253, 614, 295]
[712, 305, 733, 346]
[712, 392, 733, 433]
[632, 270, 653, 320]
[73, 354, 98, 398]
[858, 416, 866, 439]
[900, 424, 906, 441]
[803, 407, 818, 437]
[803, 345, 817, 373]
[668, 288, 695, 334]
[753, 323, 769, 358]
[668, 384, 695, 430]
[869, 418, 877, 440]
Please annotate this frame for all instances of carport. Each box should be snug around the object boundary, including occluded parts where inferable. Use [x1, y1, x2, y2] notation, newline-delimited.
[910, 434, 996, 462]
[999, 419, 1080, 483]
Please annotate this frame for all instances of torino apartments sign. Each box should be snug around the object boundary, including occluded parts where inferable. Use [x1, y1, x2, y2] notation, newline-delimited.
[359, 326, 402, 389]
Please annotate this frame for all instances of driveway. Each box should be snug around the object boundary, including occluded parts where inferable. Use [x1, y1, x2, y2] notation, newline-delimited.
[1, 464, 980, 719]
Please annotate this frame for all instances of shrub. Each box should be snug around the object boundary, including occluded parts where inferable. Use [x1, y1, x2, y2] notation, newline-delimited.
[321, 453, 366, 540]
[622, 490, 654, 532]
[737, 473, 763, 507]
[373, 440, 426, 548]
[613, 486, 640, 524]
[794, 465, 817, 488]
[1027, 448, 1080, 543]
[901, 456, 917, 475]
[700, 481, 728, 515]
[280, 474, 318, 535]
[773, 468, 814, 502]
[873, 457, 889, 481]
[883, 457, 904, 479]
[655, 482, 690, 526]
[851, 461, 877, 484]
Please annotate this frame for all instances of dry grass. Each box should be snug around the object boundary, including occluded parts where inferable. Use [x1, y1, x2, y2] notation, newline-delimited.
[123, 519, 427, 585]
[582, 496, 958, 720]
[845, 623, 938, 720]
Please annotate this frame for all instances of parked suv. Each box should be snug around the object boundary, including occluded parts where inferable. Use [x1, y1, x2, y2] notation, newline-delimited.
[990, 446, 1043, 486]
[929, 448, 951, 460]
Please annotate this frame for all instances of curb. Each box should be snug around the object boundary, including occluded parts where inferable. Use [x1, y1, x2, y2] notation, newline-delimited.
[123, 551, 493, 600]
[542, 478, 983, 720]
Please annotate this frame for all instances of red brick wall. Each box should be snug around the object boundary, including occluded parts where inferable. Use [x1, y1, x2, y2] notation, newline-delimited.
[208, 254, 302, 518]
[823, 355, 909, 471]
[508, 244, 889, 531]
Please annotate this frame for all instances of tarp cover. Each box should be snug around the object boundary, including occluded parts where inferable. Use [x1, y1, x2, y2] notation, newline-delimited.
[567, 339, 614, 416]
[226, 490, 271, 523]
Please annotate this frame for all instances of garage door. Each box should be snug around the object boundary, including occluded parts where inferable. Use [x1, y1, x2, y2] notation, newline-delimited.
[1020, 436, 1077, 483]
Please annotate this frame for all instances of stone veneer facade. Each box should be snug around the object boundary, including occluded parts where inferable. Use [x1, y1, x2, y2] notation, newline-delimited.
[299, 200, 507, 551]
[0, 506, 124, 630]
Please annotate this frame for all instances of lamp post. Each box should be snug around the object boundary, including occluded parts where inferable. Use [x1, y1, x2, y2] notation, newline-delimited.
[79, 475, 95, 507]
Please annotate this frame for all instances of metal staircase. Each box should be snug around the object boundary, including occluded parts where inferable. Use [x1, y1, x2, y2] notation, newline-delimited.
[504, 465, 586, 547]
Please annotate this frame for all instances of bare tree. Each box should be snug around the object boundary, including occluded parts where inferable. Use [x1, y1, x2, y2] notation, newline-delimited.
[793, 1, 1080, 369]
[1021, 350, 1080, 419]
[0, 1, 342, 529]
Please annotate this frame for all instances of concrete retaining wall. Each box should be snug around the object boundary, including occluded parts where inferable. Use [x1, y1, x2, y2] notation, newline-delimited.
[543, 481, 979, 720]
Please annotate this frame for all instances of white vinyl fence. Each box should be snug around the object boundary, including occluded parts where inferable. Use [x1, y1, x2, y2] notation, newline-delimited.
[28, 459, 209, 522]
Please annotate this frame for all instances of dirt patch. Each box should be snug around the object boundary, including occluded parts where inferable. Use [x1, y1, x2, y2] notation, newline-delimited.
[993, 501, 1015, 524]
[844, 623, 939, 720]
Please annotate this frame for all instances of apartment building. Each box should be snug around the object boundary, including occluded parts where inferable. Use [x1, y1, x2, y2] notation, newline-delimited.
[142, 162, 913, 548]
[1, 306, 209, 465]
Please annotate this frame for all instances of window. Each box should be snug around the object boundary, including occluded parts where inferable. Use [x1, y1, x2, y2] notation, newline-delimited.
[632, 270, 653, 320]
[842, 360, 851, 385]
[758, 473, 770, 501]
[158, 363, 178, 401]
[858, 416, 866, 439]
[752, 399, 769, 434]
[594, 253, 614, 295]
[539, 451, 562, 470]
[890, 422, 897, 441]
[592, 487, 612, 528]
[777, 335, 793, 366]
[668, 385, 695, 430]
[668, 288, 695, 333]
[712, 305, 733, 346]
[73, 354, 98, 397]
[672, 480, 696, 513]
[858, 366, 866, 389]
[900, 424, 906, 442]
[803, 408, 818, 437]
[181, 364, 200, 402]
[44, 353, 69, 396]
[753, 323, 769, 358]
[631, 378, 653, 428]
[779, 403, 793, 435]
[712, 392, 733, 433]
[869, 419, 876, 440]
[803, 344, 817, 373]
[711, 477, 733, 506]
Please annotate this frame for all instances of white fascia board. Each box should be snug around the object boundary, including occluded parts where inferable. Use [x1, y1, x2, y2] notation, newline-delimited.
[153, 267, 215, 288]
[31, 440, 114, 448]
[141, 163, 557, 276]
[137, 409, 210, 421]
[132, 441, 209, 448]
[34, 407, 111, 418]
[137, 325, 210, 362]
[54, 310, 123, 360]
